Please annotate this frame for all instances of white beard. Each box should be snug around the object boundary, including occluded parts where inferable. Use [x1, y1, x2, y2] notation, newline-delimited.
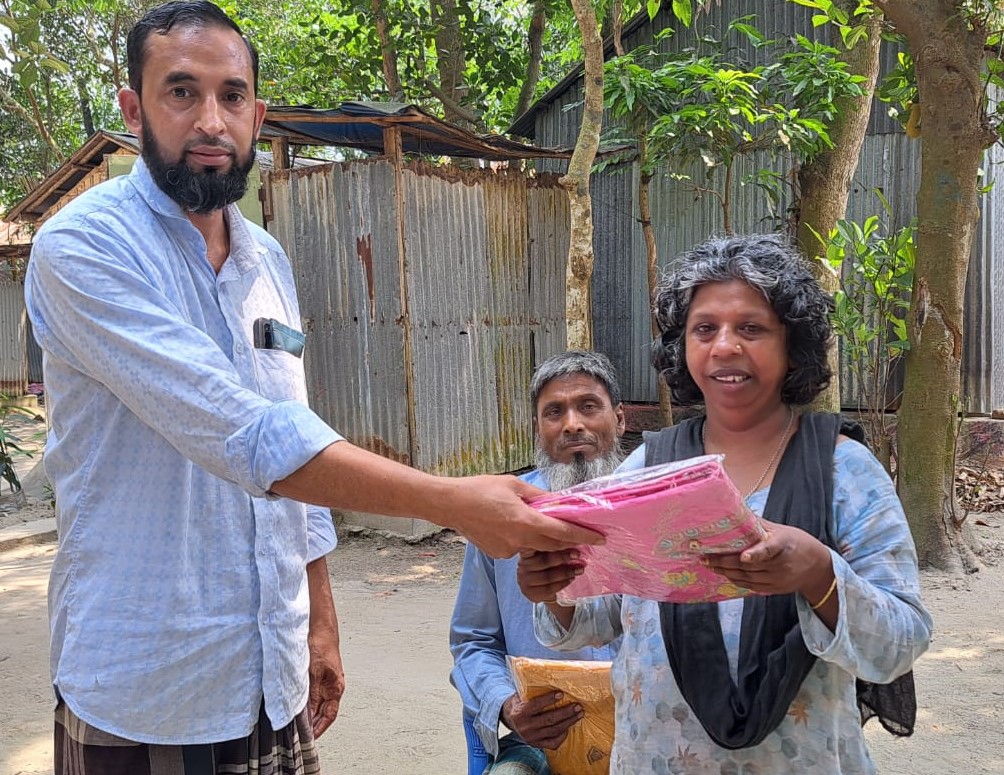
[534, 442, 624, 492]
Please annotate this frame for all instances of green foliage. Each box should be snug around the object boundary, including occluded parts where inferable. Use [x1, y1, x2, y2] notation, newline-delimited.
[0, 0, 140, 211]
[0, 0, 601, 211]
[600, 15, 865, 227]
[670, 0, 692, 27]
[815, 192, 915, 471]
[878, 3, 1004, 142]
[875, 49, 916, 129]
[0, 0, 876, 214]
[789, 0, 875, 49]
[0, 397, 37, 495]
[220, 0, 589, 132]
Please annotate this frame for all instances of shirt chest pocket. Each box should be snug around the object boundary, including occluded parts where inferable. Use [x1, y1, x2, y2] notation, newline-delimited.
[254, 349, 308, 404]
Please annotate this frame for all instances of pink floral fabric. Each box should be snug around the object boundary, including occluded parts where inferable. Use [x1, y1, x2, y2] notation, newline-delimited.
[530, 455, 766, 603]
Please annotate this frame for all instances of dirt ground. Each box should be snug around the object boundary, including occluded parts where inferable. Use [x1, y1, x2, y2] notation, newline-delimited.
[2, 522, 1004, 775]
[2, 410, 1004, 773]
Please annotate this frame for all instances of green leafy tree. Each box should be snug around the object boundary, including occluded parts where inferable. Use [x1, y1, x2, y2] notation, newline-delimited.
[0, 397, 39, 499]
[601, 16, 864, 348]
[878, 0, 1003, 571]
[789, 0, 883, 414]
[0, 0, 599, 211]
[815, 192, 915, 472]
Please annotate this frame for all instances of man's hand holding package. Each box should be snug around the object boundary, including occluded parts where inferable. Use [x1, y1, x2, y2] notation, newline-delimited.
[502, 690, 584, 750]
[435, 475, 605, 559]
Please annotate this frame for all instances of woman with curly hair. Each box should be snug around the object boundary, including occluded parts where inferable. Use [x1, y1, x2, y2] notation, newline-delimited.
[517, 233, 932, 773]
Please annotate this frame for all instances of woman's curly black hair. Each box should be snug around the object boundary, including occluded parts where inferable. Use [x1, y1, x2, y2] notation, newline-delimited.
[652, 233, 834, 407]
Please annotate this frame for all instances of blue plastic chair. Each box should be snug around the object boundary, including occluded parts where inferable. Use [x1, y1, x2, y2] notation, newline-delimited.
[463, 713, 491, 775]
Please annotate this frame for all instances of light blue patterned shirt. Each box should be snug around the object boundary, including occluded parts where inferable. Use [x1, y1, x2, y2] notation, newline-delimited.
[450, 469, 617, 757]
[536, 440, 933, 774]
[25, 158, 343, 744]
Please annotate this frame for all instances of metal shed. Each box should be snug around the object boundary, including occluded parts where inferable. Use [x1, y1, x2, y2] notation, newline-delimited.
[0, 223, 31, 395]
[510, 0, 1004, 414]
[258, 105, 577, 534]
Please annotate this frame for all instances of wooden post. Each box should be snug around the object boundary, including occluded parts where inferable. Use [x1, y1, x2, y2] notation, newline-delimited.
[270, 137, 290, 171]
[382, 126, 404, 167]
[385, 126, 418, 471]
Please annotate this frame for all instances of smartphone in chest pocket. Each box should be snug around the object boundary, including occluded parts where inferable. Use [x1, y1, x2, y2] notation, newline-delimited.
[253, 317, 305, 358]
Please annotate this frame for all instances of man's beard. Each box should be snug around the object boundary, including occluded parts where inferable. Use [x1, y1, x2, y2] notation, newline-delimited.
[534, 440, 625, 492]
[141, 116, 255, 214]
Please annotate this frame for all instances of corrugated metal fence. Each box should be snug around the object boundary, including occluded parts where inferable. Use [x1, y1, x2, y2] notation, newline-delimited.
[266, 159, 569, 490]
[0, 275, 27, 395]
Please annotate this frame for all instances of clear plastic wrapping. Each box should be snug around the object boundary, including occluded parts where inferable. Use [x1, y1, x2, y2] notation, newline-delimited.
[529, 455, 766, 603]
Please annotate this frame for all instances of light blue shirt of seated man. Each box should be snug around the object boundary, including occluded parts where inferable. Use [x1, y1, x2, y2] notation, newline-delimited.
[450, 351, 627, 773]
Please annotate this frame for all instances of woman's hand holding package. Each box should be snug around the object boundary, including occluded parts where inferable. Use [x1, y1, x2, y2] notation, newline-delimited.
[516, 549, 585, 603]
[704, 518, 839, 624]
[517, 549, 585, 630]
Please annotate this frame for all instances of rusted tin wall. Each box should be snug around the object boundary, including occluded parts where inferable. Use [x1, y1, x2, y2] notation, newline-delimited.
[266, 160, 569, 533]
[590, 163, 653, 400]
[0, 276, 27, 395]
[962, 138, 1004, 415]
[404, 166, 521, 477]
[26, 315, 43, 384]
[267, 160, 412, 465]
[527, 178, 571, 365]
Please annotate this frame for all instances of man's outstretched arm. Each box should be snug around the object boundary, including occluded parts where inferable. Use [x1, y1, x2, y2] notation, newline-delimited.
[272, 441, 604, 559]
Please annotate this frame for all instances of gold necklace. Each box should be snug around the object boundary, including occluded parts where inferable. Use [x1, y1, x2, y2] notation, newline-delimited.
[702, 407, 795, 499]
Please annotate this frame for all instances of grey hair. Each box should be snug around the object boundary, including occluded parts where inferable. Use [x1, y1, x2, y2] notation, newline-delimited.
[652, 233, 834, 407]
[530, 350, 622, 412]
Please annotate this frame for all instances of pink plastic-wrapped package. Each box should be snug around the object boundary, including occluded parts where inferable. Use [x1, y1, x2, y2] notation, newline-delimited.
[529, 455, 766, 604]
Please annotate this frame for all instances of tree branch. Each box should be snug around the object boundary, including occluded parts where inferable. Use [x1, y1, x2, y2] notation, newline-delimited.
[424, 79, 484, 129]
[372, 0, 404, 100]
[514, 0, 546, 121]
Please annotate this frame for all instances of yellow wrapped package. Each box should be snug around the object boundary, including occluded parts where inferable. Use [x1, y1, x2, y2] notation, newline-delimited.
[507, 656, 614, 775]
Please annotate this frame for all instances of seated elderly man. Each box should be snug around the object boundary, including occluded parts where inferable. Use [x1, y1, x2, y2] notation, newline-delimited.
[450, 350, 626, 774]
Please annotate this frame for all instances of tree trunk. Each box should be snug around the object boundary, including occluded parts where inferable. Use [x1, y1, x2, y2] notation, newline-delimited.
[882, 1, 995, 570]
[372, 0, 405, 100]
[76, 77, 95, 137]
[797, 4, 883, 414]
[562, 0, 604, 350]
[110, 12, 125, 91]
[514, 0, 547, 121]
[722, 161, 734, 235]
[638, 136, 673, 424]
[431, 0, 470, 127]
[612, 0, 625, 57]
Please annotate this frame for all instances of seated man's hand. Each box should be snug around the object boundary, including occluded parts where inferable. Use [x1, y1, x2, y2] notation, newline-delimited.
[502, 691, 584, 750]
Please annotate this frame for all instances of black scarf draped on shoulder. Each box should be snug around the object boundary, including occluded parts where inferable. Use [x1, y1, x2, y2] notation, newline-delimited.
[643, 411, 916, 750]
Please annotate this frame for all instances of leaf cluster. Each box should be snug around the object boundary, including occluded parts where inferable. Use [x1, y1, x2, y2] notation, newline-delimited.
[0, 0, 597, 211]
[814, 191, 915, 462]
[600, 16, 866, 178]
[876, 2, 1004, 146]
[790, 0, 875, 50]
[0, 396, 38, 494]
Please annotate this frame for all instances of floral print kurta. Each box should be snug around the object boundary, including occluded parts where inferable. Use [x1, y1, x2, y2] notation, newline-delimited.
[535, 440, 932, 774]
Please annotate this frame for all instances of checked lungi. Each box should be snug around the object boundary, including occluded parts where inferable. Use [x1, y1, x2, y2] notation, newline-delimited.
[54, 700, 322, 775]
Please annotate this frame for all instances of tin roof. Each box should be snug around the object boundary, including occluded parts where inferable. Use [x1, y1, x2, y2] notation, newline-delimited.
[263, 101, 575, 160]
[8, 102, 578, 223]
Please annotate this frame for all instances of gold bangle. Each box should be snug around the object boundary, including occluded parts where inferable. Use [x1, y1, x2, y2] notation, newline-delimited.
[809, 576, 838, 611]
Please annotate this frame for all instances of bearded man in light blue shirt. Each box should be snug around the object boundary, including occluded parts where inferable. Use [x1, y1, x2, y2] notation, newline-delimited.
[450, 351, 626, 775]
[24, 3, 602, 773]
